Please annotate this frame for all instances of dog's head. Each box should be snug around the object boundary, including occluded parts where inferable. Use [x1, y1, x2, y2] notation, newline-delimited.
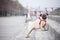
[40, 14, 47, 20]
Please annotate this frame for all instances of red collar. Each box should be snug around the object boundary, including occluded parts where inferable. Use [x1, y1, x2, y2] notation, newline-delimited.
[39, 17, 46, 25]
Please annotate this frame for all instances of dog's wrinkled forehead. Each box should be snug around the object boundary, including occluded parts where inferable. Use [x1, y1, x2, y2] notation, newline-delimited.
[42, 14, 46, 16]
[40, 14, 46, 16]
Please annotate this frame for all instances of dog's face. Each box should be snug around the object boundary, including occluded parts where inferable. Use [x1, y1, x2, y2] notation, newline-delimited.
[42, 14, 47, 20]
[40, 14, 47, 20]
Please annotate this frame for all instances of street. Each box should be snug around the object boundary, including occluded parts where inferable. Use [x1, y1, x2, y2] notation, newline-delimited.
[0, 16, 60, 40]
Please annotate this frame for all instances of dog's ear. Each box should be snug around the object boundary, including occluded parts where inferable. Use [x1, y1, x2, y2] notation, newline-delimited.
[46, 13, 48, 15]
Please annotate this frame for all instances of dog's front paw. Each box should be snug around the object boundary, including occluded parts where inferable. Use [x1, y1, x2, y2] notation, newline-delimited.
[41, 28, 45, 31]
[25, 35, 30, 38]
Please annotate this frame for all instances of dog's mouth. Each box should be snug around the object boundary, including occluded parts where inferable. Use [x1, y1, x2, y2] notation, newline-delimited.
[42, 17, 47, 20]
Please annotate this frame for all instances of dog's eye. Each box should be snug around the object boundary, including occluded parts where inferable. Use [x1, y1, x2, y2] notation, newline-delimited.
[39, 14, 42, 16]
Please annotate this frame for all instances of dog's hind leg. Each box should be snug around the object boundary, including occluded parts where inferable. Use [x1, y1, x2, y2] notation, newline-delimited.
[25, 26, 34, 38]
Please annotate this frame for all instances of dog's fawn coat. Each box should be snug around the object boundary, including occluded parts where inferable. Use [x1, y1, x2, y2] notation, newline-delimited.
[25, 17, 46, 38]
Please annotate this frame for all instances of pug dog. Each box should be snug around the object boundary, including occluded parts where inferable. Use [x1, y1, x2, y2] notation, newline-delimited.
[25, 14, 47, 38]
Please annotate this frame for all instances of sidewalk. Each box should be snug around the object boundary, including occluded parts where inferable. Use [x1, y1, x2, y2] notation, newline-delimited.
[47, 19, 60, 33]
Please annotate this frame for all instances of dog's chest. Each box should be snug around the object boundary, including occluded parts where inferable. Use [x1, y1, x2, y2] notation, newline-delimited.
[33, 19, 40, 29]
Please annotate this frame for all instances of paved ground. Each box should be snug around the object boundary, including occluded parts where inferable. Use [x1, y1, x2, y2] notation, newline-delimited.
[0, 16, 60, 40]
[48, 15, 60, 23]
